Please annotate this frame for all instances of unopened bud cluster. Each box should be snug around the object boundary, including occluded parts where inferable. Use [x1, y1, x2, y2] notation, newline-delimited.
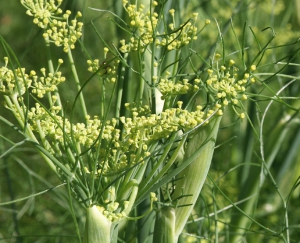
[0, 57, 65, 98]
[205, 61, 256, 118]
[155, 10, 198, 51]
[0, 57, 33, 96]
[91, 190, 157, 222]
[24, 99, 219, 177]
[155, 71, 198, 99]
[120, 0, 158, 53]
[120, 1, 198, 53]
[87, 57, 120, 83]
[21, 0, 83, 52]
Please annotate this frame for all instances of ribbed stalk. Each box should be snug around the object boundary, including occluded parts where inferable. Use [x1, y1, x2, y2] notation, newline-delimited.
[172, 116, 222, 241]
[84, 205, 112, 243]
[153, 207, 176, 243]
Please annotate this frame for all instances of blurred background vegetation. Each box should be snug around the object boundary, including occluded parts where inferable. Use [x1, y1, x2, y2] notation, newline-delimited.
[1, 0, 299, 242]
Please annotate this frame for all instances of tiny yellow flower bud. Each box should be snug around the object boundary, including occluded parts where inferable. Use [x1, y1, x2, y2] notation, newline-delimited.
[76, 11, 82, 18]
[205, 19, 211, 25]
[214, 53, 221, 60]
[207, 69, 213, 75]
[30, 70, 36, 76]
[223, 99, 229, 106]
[150, 192, 158, 201]
[194, 78, 200, 84]
[130, 20, 136, 26]
[169, 9, 175, 16]
[26, 10, 33, 16]
[123, 201, 129, 209]
[177, 101, 183, 109]
[242, 94, 247, 100]
[244, 73, 250, 79]
[250, 65, 256, 71]
[152, 76, 158, 82]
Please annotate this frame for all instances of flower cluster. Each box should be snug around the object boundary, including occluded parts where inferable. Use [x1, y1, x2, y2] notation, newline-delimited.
[21, 0, 83, 52]
[87, 56, 119, 83]
[155, 10, 198, 51]
[0, 57, 65, 98]
[120, 2, 198, 53]
[0, 57, 34, 96]
[91, 191, 157, 222]
[31, 60, 66, 98]
[205, 62, 256, 118]
[21, 0, 63, 28]
[120, 101, 220, 145]
[124, 102, 151, 116]
[25, 97, 221, 176]
[119, 0, 158, 53]
[95, 203, 126, 222]
[155, 71, 198, 99]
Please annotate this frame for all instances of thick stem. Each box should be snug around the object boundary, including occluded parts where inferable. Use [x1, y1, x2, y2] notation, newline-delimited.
[153, 207, 176, 243]
[172, 116, 222, 241]
[84, 205, 112, 243]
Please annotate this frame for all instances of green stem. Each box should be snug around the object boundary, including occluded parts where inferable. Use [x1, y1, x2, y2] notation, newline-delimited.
[115, 53, 128, 120]
[153, 207, 176, 243]
[67, 48, 87, 118]
[44, 37, 63, 113]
